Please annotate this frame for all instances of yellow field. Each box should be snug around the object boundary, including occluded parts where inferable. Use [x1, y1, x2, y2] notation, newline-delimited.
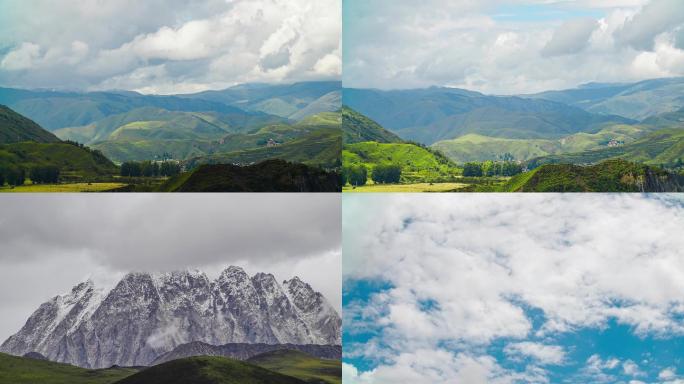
[343, 182, 468, 192]
[0, 183, 127, 193]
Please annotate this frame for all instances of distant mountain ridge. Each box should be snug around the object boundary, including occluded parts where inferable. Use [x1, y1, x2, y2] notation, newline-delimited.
[343, 87, 632, 144]
[0, 266, 341, 368]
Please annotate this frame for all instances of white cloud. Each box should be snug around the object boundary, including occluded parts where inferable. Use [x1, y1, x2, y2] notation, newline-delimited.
[503, 342, 566, 365]
[343, 194, 684, 382]
[0, 0, 340, 93]
[344, 0, 684, 93]
[660, 367, 677, 380]
[541, 18, 598, 56]
[0, 42, 41, 70]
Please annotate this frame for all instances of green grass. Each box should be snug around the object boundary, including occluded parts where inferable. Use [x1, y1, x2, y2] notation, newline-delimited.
[114, 356, 305, 384]
[343, 182, 469, 192]
[0, 352, 137, 384]
[0, 182, 126, 192]
[247, 350, 341, 384]
[342, 106, 402, 144]
[343, 141, 461, 183]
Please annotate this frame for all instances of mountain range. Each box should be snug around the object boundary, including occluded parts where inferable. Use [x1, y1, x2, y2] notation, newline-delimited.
[0, 266, 340, 369]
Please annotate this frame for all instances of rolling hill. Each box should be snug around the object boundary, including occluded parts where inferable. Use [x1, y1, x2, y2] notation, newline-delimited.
[247, 350, 341, 384]
[0, 104, 60, 143]
[343, 87, 632, 144]
[432, 124, 649, 163]
[113, 356, 305, 384]
[342, 106, 402, 144]
[0, 352, 137, 384]
[528, 128, 684, 168]
[343, 141, 460, 183]
[0, 106, 118, 180]
[157, 159, 340, 192]
[502, 159, 684, 192]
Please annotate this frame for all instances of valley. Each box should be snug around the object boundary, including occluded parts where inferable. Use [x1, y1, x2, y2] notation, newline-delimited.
[342, 77, 684, 192]
[0, 81, 341, 192]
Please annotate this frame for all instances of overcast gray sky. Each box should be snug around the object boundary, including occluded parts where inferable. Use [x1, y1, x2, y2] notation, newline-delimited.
[0, 0, 341, 94]
[343, 0, 684, 93]
[0, 194, 341, 342]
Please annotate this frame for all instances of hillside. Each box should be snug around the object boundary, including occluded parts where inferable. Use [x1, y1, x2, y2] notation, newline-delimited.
[343, 87, 631, 144]
[0, 105, 60, 143]
[528, 77, 684, 120]
[502, 159, 684, 192]
[184, 127, 341, 170]
[529, 128, 684, 168]
[0, 352, 137, 384]
[432, 125, 648, 163]
[343, 142, 460, 183]
[158, 159, 340, 192]
[247, 350, 341, 384]
[113, 356, 305, 384]
[342, 106, 402, 144]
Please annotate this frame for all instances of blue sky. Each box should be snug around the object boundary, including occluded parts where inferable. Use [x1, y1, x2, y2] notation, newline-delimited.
[343, 0, 684, 93]
[343, 194, 684, 384]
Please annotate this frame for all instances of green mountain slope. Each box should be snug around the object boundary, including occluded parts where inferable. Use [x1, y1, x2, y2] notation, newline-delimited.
[432, 125, 648, 163]
[158, 159, 340, 192]
[0, 105, 60, 143]
[113, 356, 306, 384]
[343, 141, 460, 182]
[54, 107, 285, 144]
[247, 350, 341, 384]
[0, 352, 137, 384]
[289, 91, 341, 121]
[529, 128, 684, 167]
[342, 106, 402, 144]
[502, 159, 684, 192]
[0, 142, 118, 179]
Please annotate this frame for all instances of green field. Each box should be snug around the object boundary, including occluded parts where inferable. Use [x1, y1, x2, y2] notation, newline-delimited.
[343, 182, 468, 192]
[0, 182, 126, 192]
[247, 350, 341, 384]
[0, 353, 137, 384]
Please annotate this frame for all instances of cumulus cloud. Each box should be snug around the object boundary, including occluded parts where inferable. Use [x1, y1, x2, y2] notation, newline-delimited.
[541, 18, 598, 56]
[344, 0, 684, 93]
[0, 0, 340, 93]
[343, 194, 684, 383]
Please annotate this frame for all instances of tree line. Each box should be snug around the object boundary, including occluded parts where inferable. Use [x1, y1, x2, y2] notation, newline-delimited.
[462, 161, 523, 177]
[120, 161, 182, 177]
[342, 164, 402, 186]
[0, 165, 60, 187]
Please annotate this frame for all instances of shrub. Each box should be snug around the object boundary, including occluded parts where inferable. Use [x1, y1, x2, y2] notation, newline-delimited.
[372, 164, 401, 184]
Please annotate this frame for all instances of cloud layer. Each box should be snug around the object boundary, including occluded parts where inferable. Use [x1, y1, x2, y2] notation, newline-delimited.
[343, 194, 684, 383]
[0, 0, 340, 94]
[343, 0, 684, 93]
[0, 194, 341, 341]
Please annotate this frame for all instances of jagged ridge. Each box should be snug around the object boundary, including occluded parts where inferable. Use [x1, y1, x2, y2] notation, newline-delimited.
[0, 266, 340, 369]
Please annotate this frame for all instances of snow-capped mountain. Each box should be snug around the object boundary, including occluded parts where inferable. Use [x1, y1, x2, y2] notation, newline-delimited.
[0, 266, 340, 368]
